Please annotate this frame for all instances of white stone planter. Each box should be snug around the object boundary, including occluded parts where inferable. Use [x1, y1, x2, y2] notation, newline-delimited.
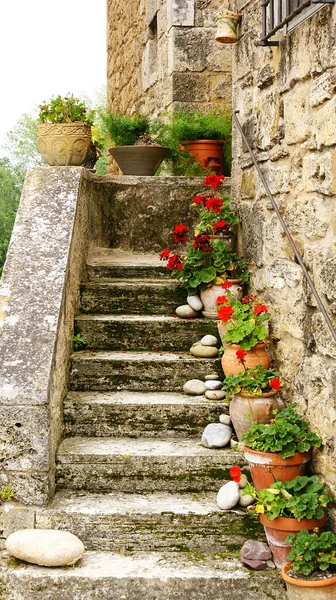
[215, 10, 241, 44]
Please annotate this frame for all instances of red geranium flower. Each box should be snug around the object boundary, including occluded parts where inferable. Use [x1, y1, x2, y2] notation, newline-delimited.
[174, 223, 188, 244]
[205, 197, 223, 213]
[159, 248, 171, 261]
[213, 220, 230, 235]
[202, 174, 225, 189]
[167, 254, 183, 271]
[230, 465, 241, 483]
[216, 295, 228, 306]
[269, 377, 281, 391]
[217, 305, 234, 322]
[193, 234, 212, 252]
[222, 281, 233, 290]
[236, 349, 247, 360]
[254, 304, 268, 315]
[192, 195, 207, 205]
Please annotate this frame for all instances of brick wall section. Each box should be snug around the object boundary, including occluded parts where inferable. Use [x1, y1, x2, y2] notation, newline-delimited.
[231, 1, 336, 519]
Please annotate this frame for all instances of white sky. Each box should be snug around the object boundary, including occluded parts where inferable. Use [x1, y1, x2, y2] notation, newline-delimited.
[0, 0, 107, 145]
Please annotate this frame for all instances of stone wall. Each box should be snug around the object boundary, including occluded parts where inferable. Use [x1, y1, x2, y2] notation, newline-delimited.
[231, 2, 336, 514]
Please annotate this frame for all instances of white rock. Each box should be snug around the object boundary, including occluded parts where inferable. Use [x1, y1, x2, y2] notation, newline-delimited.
[239, 492, 256, 507]
[190, 345, 218, 358]
[187, 295, 203, 311]
[239, 474, 249, 489]
[217, 481, 240, 510]
[205, 390, 225, 400]
[5, 529, 85, 567]
[183, 379, 206, 395]
[176, 305, 198, 319]
[200, 335, 218, 347]
[201, 423, 232, 448]
[205, 373, 220, 380]
[219, 414, 231, 425]
[205, 380, 222, 390]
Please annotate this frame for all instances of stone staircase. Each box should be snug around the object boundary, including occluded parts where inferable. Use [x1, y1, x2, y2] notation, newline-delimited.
[0, 247, 286, 598]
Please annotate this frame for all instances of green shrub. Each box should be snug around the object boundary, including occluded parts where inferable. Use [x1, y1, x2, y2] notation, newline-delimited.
[102, 113, 150, 146]
[286, 529, 336, 576]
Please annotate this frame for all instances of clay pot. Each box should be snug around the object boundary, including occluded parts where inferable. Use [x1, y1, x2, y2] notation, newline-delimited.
[109, 145, 169, 175]
[243, 447, 311, 491]
[229, 391, 284, 441]
[37, 123, 92, 166]
[215, 10, 241, 44]
[217, 320, 229, 343]
[221, 343, 270, 376]
[200, 279, 243, 319]
[282, 563, 336, 599]
[182, 140, 224, 175]
[260, 513, 326, 569]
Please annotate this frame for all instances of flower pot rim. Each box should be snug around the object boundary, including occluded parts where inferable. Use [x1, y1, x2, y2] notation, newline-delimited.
[243, 446, 311, 464]
[216, 10, 242, 19]
[182, 139, 225, 145]
[108, 144, 169, 152]
[226, 277, 243, 284]
[38, 121, 91, 128]
[281, 562, 336, 588]
[227, 342, 268, 350]
[239, 390, 279, 399]
[260, 513, 326, 531]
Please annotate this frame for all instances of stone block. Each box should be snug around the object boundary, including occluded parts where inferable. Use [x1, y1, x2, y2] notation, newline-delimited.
[146, 0, 158, 26]
[283, 84, 311, 145]
[319, 253, 336, 303]
[172, 72, 210, 102]
[284, 195, 331, 240]
[2, 503, 35, 537]
[142, 39, 159, 91]
[310, 70, 336, 108]
[312, 312, 336, 359]
[195, 2, 220, 27]
[238, 201, 265, 267]
[240, 168, 256, 199]
[276, 335, 305, 385]
[315, 95, 336, 149]
[302, 149, 336, 196]
[167, 0, 194, 27]
[0, 406, 50, 472]
[169, 27, 232, 74]
[256, 90, 282, 150]
[257, 65, 275, 89]
[0, 470, 52, 506]
[209, 73, 232, 102]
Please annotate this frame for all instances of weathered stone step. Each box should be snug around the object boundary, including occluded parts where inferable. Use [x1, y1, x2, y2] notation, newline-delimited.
[69, 351, 221, 392]
[80, 278, 186, 315]
[0, 549, 286, 600]
[36, 490, 264, 553]
[56, 437, 246, 493]
[87, 248, 169, 280]
[75, 314, 219, 352]
[64, 391, 228, 438]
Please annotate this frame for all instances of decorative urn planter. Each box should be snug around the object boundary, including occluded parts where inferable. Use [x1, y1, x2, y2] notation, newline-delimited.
[282, 563, 336, 599]
[229, 391, 284, 441]
[109, 145, 169, 176]
[243, 447, 311, 491]
[215, 10, 242, 44]
[200, 279, 243, 319]
[221, 342, 270, 376]
[37, 123, 92, 166]
[260, 513, 327, 569]
[182, 140, 225, 175]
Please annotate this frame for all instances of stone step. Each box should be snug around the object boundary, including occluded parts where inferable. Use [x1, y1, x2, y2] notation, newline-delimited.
[80, 278, 186, 315]
[36, 490, 264, 553]
[87, 248, 170, 280]
[0, 549, 286, 600]
[64, 391, 228, 438]
[74, 314, 219, 352]
[56, 437, 246, 493]
[69, 351, 221, 392]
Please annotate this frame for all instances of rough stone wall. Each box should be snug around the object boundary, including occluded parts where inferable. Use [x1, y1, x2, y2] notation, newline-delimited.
[231, 2, 336, 513]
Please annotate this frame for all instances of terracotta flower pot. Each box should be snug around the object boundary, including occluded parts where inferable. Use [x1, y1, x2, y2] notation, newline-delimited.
[182, 140, 224, 175]
[37, 122, 92, 166]
[215, 10, 241, 44]
[244, 447, 311, 491]
[221, 342, 270, 376]
[200, 279, 243, 319]
[230, 391, 284, 441]
[282, 563, 336, 599]
[260, 513, 326, 569]
[109, 145, 169, 175]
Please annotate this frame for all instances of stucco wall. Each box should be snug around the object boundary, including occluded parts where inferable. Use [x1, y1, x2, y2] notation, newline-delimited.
[231, 2, 336, 516]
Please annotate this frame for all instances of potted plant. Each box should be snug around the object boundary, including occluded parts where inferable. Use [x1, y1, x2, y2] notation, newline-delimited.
[242, 476, 332, 568]
[102, 112, 169, 176]
[222, 365, 285, 441]
[215, 9, 242, 44]
[37, 95, 95, 166]
[282, 529, 336, 598]
[242, 404, 322, 490]
[216, 294, 271, 375]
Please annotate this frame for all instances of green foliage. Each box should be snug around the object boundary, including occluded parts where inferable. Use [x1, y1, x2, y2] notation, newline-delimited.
[0, 159, 21, 277]
[286, 529, 336, 576]
[102, 113, 150, 146]
[221, 297, 270, 350]
[243, 475, 332, 521]
[0, 485, 15, 502]
[223, 365, 282, 399]
[3, 113, 44, 180]
[242, 404, 322, 458]
[73, 333, 87, 351]
[38, 95, 95, 125]
[195, 196, 239, 233]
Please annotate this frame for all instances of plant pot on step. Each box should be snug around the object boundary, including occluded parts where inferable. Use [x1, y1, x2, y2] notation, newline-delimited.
[260, 513, 327, 569]
[215, 10, 242, 44]
[230, 391, 284, 441]
[221, 342, 270, 376]
[243, 447, 311, 491]
[182, 140, 224, 175]
[200, 279, 243, 319]
[109, 145, 169, 176]
[37, 123, 92, 166]
[281, 563, 336, 599]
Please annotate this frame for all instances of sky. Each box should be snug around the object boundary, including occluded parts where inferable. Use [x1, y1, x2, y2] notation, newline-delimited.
[0, 0, 106, 146]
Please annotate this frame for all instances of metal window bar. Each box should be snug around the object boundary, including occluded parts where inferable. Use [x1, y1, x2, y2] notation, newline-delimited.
[260, 0, 333, 46]
[233, 111, 336, 343]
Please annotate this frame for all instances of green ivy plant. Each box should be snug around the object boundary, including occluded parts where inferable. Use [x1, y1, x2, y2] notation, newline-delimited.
[242, 404, 322, 458]
[223, 365, 282, 399]
[38, 95, 95, 125]
[242, 475, 332, 521]
[286, 529, 336, 576]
